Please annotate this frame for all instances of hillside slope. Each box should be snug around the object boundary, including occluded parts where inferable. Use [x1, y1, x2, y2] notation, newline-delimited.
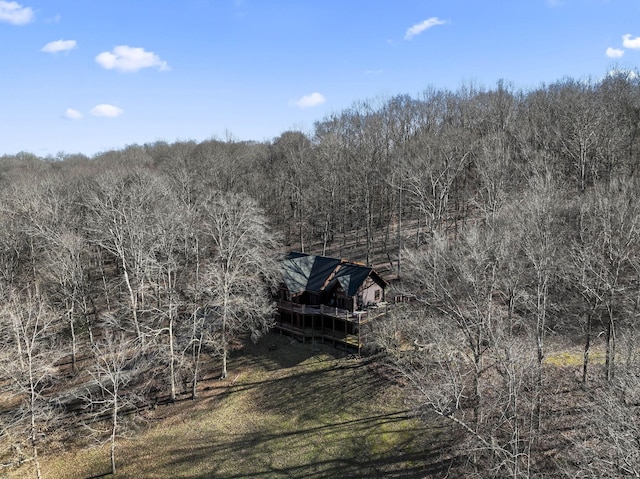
[15, 335, 453, 479]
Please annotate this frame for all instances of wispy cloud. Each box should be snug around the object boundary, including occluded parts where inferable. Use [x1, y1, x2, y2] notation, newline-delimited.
[64, 108, 82, 120]
[42, 39, 77, 54]
[404, 17, 446, 40]
[95, 45, 170, 73]
[293, 92, 326, 108]
[90, 104, 123, 118]
[0, 1, 34, 25]
[622, 34, 640, 49]
[45, 14, 61, 23]
[606, 47, 624, 58]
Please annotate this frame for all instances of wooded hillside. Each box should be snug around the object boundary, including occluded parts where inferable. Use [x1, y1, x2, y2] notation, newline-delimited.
[2, 72, 640, 477]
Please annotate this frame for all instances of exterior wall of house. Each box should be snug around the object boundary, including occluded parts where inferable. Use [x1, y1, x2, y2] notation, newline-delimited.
[356, 279, 385, 310]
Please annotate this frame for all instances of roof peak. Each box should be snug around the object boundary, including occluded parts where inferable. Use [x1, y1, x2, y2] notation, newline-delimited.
[285, 251, 369, 269]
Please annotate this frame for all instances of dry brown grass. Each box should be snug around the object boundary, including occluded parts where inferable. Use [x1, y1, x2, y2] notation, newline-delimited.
[7, 335, 452, 479]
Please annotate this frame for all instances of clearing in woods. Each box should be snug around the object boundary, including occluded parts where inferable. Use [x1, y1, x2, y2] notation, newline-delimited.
[20, 335, 454, 479]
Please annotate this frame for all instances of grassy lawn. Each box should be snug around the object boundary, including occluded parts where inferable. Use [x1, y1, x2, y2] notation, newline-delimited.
[16, 335, 451, 479]
[544, 343, 606, 368]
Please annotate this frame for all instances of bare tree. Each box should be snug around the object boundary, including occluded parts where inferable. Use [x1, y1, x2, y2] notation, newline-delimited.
[79, 332, 145, 476]
[568, 367, 640, 478]
[0, 288, 62, 479]
[570, 198, 609, 384]
[12, 178, 92, 373]
[517, 174, 566, 430]
[84, 169, 167, 345]
[311, 126, 343, 256]
[268, 131, 314, 250]
[597, 70, 640, 181]
[403, 122, 471, 243]
[148, 195, 191, 402]
[386, 225, 539, 476]
[183, 306, 208, 399]
[198, 191, 281, 379]
[388, 215, 533, 472]
[552, 79, 603, 191]
[574, 179, 640, 382]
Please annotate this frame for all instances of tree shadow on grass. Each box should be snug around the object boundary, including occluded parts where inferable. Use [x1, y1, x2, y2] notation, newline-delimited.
[138, 410, 455, 479]
[124, 342, 457, 479]
[236, 332, 347, 371]
[75, 334, 458, 478]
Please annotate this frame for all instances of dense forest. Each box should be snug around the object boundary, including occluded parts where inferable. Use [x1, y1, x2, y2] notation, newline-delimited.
[2, 71, 640, 478]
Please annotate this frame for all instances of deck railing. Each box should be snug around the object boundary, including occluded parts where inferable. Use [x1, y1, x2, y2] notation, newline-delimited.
[277, 300, 387, 322]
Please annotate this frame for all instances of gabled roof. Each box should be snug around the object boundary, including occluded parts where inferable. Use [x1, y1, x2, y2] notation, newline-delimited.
[282, 252, 386, 297]
[326, 263, 372, 297]
[282, 252, 341, 295]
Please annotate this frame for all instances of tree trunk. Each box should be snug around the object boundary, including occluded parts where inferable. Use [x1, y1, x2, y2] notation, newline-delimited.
[30, 388, 42, 479]
[192, 330, 203, 400]
[169, 314, 176, 402]
[365, 189, 372, 266]
[122, 264, 143, 345]
[110, 397, 118, 476]
[534, 275, 548, 432]
[582, 311, 592, 384]
[221, 347, 228, 380]
[322, 214, 330, 257]
[605, 307, 616, 382]
[220, 283, 229, 380]
[67, 300, 77, 373]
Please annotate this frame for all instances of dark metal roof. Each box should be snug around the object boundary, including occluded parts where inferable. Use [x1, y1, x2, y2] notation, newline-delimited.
[327, 263, 372, 297]
[282, 252, 383, 297]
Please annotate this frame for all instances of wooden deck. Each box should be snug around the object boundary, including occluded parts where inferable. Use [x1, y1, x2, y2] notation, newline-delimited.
[275, 301, 389, 351]
[277, 301, 388, 323]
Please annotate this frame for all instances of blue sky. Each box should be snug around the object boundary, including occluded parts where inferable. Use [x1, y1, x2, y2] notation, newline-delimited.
[1, 0, 639, 157]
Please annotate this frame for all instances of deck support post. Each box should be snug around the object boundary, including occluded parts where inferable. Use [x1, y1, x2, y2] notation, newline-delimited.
[358, 315, 361, 355]
[332, 316, 335, 346]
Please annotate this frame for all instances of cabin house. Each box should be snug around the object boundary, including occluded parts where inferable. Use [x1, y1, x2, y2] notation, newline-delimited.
[275, 252, 388, 353]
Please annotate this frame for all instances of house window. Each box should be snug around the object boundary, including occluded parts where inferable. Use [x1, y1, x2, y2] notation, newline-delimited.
[375, 289, 381, 301]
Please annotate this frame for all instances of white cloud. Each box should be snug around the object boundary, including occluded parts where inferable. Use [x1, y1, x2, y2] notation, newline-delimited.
[293, 92, 326, 108]
[95, 45, 170, 73]
[0, 1, 34, 25]
[42, 39, 77, 54]
[622, 34, 640, 49]
[404, 17, 446, 40]
[606, 47, 624, 58]
[64, 108, 82, 120]
[90, 104, 123, 118]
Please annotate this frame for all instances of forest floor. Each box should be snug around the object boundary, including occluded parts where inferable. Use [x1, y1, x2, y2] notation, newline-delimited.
[12, 334, 456, 479]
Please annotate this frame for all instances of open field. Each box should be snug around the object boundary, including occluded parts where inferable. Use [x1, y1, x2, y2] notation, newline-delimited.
[10, 335, 454, 479]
